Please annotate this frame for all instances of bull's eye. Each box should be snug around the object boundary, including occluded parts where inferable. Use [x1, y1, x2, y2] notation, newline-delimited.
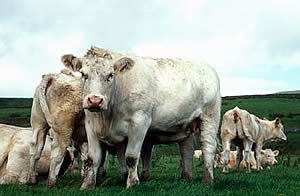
[105, 73, 114, 82]
[81, 72, 88, 80]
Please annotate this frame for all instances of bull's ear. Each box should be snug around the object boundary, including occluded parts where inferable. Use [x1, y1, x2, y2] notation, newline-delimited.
[273, 150, 279, 156]
[114, 57, 135, 73]
[103, 53, 113, 59]
[61, 54, 82, 72]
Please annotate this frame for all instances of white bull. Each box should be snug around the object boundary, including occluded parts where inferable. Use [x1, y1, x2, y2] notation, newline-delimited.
[63, 46, 221, 189]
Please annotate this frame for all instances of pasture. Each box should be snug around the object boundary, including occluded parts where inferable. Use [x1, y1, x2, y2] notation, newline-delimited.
[0, 95, 299, 195]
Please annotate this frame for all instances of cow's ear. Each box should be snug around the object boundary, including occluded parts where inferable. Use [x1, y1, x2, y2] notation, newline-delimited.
[61, 54, 82, 72]
[275, 117, 281, 127]
[273, 150, 279, 156]
[114, 57, 135, 73]
[261, 150, 265, 154]
[103, 53, 113, 59]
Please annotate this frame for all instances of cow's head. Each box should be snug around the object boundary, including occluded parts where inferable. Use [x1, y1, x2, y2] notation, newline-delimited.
[269, 118, 287, 141]
[261, 149, 279, 166]
[81, 56, 135, 111]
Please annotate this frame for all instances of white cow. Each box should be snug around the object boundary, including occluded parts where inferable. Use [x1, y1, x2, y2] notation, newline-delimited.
[63, 46, 221, 189]
[0, 124, 72, 184]
[220, 107, 286, 173]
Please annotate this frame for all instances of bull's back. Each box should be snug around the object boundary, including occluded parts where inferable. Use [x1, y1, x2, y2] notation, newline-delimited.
[137, 57, 219, 129]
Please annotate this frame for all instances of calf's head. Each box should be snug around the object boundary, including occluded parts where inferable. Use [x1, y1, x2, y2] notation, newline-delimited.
[261, 149, 279, 166]
[80, 56, 135, 111]
[269, 118, 287, 141]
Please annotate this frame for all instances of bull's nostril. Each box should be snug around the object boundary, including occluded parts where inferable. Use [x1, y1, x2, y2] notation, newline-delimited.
[99, 98, 103, 105]
[87, 97, 92, 105]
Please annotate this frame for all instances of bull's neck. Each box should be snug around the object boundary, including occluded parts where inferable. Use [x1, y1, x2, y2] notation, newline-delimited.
[257, 119, 274, 142]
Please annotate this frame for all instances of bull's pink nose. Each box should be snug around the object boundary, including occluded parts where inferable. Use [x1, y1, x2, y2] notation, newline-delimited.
[87, 96, 103, 108]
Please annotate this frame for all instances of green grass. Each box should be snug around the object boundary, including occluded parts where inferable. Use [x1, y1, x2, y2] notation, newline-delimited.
[0, 96, 299, 195]
[0, 157, 299, 196]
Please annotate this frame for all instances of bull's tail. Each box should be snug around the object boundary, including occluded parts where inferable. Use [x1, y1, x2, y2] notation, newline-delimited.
[232, 107, 254, 142]
[37, 74, 55, 128]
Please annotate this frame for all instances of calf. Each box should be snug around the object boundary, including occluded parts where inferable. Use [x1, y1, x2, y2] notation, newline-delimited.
[217, 149, 279, 170]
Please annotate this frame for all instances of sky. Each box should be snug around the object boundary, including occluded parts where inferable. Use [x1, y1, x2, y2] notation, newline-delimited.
[0, 0, 299, 97]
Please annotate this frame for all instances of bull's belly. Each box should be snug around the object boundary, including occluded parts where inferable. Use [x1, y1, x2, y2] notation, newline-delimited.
[151, 103, 202, 131]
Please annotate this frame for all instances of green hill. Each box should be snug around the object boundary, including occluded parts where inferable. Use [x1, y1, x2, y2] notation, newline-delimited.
[276, 90, 300, 94]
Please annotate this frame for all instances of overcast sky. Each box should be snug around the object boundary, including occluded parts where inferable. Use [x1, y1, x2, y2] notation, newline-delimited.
[0, 0, 299, 97]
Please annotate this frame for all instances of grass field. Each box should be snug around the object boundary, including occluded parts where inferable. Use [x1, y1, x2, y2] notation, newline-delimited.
[0, 96, 299, 195]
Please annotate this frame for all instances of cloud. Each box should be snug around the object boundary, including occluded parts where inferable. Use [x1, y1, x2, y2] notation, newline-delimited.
[0, 0, 299, 97]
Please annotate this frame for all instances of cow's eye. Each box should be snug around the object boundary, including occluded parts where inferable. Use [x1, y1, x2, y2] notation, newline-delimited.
[106, 73, 114, 82]
[81, 72, 88, 80]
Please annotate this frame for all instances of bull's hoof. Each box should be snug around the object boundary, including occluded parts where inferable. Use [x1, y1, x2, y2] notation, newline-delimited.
[80, 182, 95, 190]
[121, 172, 128, 181]
[126, 177, 139, 188]
[222, 168, 229, 174]
[140, 171, 150, 181]
[181, 172, 193, 181]
[47, 179, 57, 188]
[27, 175, 37, 185]
[202, 169, 214, 185]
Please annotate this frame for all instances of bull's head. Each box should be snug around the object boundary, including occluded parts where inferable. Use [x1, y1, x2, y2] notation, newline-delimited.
[61, 52, 132, 112]
[270, 118, 287, 141]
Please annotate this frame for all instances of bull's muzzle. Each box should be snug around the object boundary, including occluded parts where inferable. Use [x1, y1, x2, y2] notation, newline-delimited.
[86, 95, 105, 111]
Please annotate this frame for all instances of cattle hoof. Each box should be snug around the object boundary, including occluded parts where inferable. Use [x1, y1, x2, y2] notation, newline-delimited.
[181, 172, 193, 181]
[47, 179, 57, 188]
[80, 182, 95, 190]
[222, 168, 229, 174]
[121, 172, 128, 181]
[140, 171, 150, 181]
[203, 169, 214, 185]
[28, 175, 37, 185]
[126, 177, 139, 188]
[80, 175, 96, 190]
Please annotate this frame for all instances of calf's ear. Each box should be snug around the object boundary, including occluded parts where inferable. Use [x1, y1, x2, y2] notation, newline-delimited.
[273, 150, 279, 156]
[114, 57, 135, 73]
[61, 54, 82, 71]
[275, 117, 281, 127]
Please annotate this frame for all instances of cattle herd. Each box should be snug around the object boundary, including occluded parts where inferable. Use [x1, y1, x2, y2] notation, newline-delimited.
[0, 46, 287, 190]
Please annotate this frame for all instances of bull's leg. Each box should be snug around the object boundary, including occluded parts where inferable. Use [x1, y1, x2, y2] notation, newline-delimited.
[243, 141, 253, 173]
[80, 123, 102, 190]
[28, 125, 49, 184]
[48, 132, 72, 187]
[178, 134, 194, 180]
[79, 142, 89, 179]
[140, 141, 153, 181]
[125, 112, 151, 188]
[98, 149, 107, 178]
[236, 147, 244, 171]
[116, 142, 128, 181]
[200, 98, 221, 184]
[221, 139, 231, 173]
